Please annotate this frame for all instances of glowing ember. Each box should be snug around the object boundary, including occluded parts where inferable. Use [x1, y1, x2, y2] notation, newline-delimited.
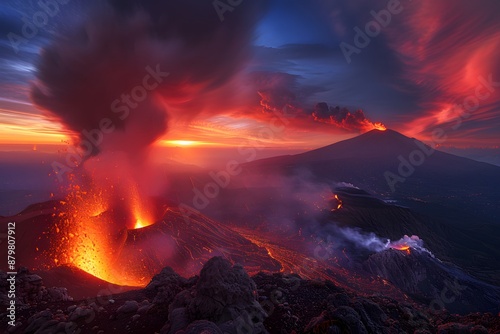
[331, 194, 343, 211]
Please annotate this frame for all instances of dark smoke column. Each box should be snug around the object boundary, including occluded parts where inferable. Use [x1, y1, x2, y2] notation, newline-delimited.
[31, 0, 269, 164]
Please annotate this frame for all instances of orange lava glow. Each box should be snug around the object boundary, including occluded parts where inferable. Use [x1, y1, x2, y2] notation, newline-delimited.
[235, 229, 409, 301]
[391, 245, 411, 254]
[372, 122, 387, 131]
[130, 188, 154, 230]
[48, 178, 155, 287]
[331, 194, 343, 211]
[134, 219, 149, 229]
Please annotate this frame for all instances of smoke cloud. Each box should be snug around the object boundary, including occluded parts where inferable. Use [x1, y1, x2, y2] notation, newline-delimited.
[29, 0, 269, 233]
[253, 71, 385, 133]
[31, 0, 268, 158]
[388, 234, 434, 256]
[336, 227, 389, 252]
[330, 227, 433, 257]
[311, 102, 385, 132]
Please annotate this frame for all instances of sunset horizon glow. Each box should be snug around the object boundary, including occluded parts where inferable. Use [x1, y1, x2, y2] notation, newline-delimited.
[0, 0, 498, 160]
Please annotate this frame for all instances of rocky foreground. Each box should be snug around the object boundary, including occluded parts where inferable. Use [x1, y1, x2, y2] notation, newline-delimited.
[1, 257, 499, 333]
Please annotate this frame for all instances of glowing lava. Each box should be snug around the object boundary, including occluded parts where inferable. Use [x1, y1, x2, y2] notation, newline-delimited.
[47, 178, 155, 287]
[388, 235, 425, 255]
[134, 219, 150, 229]
[391, 244, 411, 254]
[130, 187, 154, 230]
[331, 194, 343, 211]
[373, 122, 387, 131]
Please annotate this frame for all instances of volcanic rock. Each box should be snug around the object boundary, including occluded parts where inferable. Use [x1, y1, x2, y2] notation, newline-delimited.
[116, 300, 139, 314]
[2, 257, 500, 333]
[184, 320, 223, 334]
[0, 267, 72, 307]
[68, 306, 93, 321]
[363, 248, 500, 314]
[162, 257, 267, 334]
[24, 309, 54, 333]
[146, 266, 191, 306]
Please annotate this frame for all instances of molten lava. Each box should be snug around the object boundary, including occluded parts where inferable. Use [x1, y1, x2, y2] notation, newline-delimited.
[390, 244, 411, 254]
[387, 235, 425, 255]
[47, 178, 155, 287]
[131, 190, 154, 230]
[331, 194, 343, 211]
[134, 219, 150, 229]
[373, 122, 387, 131]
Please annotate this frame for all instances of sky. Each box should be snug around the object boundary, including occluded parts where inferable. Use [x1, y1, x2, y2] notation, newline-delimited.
[0, 0, 499, 153]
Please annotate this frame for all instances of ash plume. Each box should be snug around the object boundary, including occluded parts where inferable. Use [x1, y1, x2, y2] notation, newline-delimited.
[29, 0, 269, 236]
[253, 72, 385, 133]
[327, 226, 434, 257]
[388, 235, 435, 256]
[31, 0, 268, 158]
[311, 102, 385, 132]
[254, 72, 301, 114]
[336, 227, 389, 252]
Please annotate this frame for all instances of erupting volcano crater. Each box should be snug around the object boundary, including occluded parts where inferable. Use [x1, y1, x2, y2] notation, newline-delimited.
[0, 194, 282, 294]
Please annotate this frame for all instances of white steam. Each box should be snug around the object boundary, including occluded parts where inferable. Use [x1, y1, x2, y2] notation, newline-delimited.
[337, 227, 433, 256]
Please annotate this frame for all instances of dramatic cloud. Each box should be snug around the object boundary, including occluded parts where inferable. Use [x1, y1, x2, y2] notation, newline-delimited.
[250, 71, 385, 133]
[386, 0, 500, 142]
[0, 0, 497, 149]
[320, 0, 500, 144]
[311, 102, 385, 132]
[31, 0, 268, 157]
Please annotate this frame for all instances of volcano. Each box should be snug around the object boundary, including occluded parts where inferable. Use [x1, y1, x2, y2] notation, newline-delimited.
[199, 130, 500, 284]
[245, 129, 500, 221]
[0, 197, 411, 303]
[364, 248, 500, 314]
[0, 199, 281, 298]
[1, 129, 499, 333]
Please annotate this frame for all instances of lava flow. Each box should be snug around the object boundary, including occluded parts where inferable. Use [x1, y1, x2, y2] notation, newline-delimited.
[330, 194, 343, 211]
[235, 228, 408, 301]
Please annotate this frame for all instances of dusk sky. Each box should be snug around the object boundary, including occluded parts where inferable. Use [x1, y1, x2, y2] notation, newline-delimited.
[0, 0, 499, 152]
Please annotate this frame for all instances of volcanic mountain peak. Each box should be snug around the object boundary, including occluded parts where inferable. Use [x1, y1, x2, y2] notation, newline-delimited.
[297, 128, 423, 161]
